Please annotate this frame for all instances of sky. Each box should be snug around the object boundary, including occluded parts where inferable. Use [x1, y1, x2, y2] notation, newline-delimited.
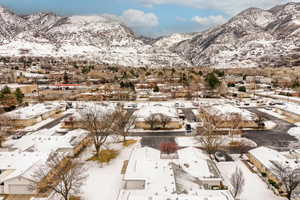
[0, 0, 299, 37]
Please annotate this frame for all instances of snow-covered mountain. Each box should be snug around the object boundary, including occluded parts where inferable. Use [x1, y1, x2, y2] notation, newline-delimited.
[0, 3, 300, 68]
[0, 6, 190, 67]
[172, 2, 300, 68]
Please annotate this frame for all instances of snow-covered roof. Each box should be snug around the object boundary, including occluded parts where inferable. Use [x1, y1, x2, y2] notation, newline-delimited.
[4, 102, 64, 120]
[204, 104, 257, 121]
[117, 190, 234, 200]
[249, 147, 300, 171]
[120, 147, 228, 200]
[9, 129, 88, 152]
[0, 152, 49, 183]
[64, 102, 116, 121]
[275, 102, 300, 116]
[124, 147, 176, 195]
[178, 147, 221, 179]
[134, 103, 178, 120]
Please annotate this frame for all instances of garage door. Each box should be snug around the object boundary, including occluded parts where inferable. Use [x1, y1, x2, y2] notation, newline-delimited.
[9, 184, 31, 194]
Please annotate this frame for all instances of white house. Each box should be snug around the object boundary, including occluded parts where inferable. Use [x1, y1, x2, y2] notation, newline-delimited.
[0, 152, 49, 195]
[117, 147, 234, 200]
[8, 129, 89, 157]
[3, 102, 65, 126]
[133, 103, 182, 129]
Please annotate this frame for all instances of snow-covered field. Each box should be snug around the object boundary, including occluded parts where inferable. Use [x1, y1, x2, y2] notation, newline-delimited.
[217, 160, 285, 200]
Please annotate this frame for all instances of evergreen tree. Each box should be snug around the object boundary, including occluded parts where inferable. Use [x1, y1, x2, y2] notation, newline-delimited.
[1, 86, 11, 94]
[206, 73, 220, 89]
[14, 88, 24, 104]
[63, 71, 69, 84]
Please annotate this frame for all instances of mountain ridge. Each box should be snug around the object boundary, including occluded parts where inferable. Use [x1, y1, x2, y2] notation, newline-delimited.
[0, 3, 299, 68]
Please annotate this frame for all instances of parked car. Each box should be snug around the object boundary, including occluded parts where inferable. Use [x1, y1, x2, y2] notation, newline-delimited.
[186, 124, 192, 132]
[214, 151, 226, 162]
[12, 132, 26, 140]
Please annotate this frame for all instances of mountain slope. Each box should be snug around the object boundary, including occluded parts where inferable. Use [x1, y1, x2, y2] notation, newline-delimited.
[0, 6, 190, 67]
[0, 3, 300, 68]
[172, 2, 300, 68]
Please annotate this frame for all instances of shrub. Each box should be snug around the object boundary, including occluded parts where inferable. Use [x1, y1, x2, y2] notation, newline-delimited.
[87, 149, 119, 163]
[227, 83, 235, 87]
[123, 139, 137, 147]
[268, 179, 279, 189]
[99, 149, 119, 163]
[70, 196, 81, 200]
[261, 172, 267, 177]
[229, 141, 241, 146]
[160, 142, 178, 154]
[238, 86, 246, 92]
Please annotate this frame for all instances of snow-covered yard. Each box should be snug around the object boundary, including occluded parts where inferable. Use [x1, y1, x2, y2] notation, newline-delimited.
[288, 122, 300, 141]
[80, 139, 139, 200]
[217, 160, 285, 200]
[175, 136, 257, 148]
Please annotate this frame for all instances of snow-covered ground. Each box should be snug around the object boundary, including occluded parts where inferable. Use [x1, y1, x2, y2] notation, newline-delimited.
[264, 120, 277, 129]
[258, 108, 286, 119]
[217, 160, 285, 200]
[80, 139, 139, 200]
[288, 122, 300, 141]
[175, 136, 257, 148]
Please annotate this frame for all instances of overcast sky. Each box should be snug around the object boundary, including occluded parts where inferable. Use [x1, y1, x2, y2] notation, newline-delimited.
[0, 0, 299, 37]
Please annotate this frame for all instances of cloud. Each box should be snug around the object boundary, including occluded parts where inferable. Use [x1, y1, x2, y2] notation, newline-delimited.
[138, 0, 300, 15]
[120, 9, 159, 28]
[192, 15, 227, 25]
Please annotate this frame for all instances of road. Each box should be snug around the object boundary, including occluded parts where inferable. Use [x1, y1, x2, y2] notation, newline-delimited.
[37, 113, 72, 130]
[244, 107, 298, 151]
[136, 107, 299, 151]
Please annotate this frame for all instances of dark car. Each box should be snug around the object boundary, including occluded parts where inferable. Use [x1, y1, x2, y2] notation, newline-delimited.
[12, 132, 26, 140]
[215, 151, 226, 162]
[186, 124, 192, 132]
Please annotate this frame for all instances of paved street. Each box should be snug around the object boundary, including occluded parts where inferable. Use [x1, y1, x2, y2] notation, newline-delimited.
[37, 113, 72, 130]
[244, 107, 298, 151]
[135, 107, 299, 151]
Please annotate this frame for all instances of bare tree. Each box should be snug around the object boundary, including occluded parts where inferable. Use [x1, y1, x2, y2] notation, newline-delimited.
[229, 113, 242, 139]
[145, 114, 159, 130]
[0, 116, 11, 148]
[230, 167, 245, 198]
[272, 162, 300, 200]
[159, 114, 171, 129]
[113, 107, 137, 142]
[197, 112, 221, 154]
[31, 154, 86, 200]
[256, 112, 265, 128]
[81, 107, 117, 157]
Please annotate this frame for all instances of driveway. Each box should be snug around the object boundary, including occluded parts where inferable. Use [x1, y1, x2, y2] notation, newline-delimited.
[141, 136, 176, 150]
[182, 108, 197, 122]
[37, 113, 72, 130]
[244, 107, 298, 151]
